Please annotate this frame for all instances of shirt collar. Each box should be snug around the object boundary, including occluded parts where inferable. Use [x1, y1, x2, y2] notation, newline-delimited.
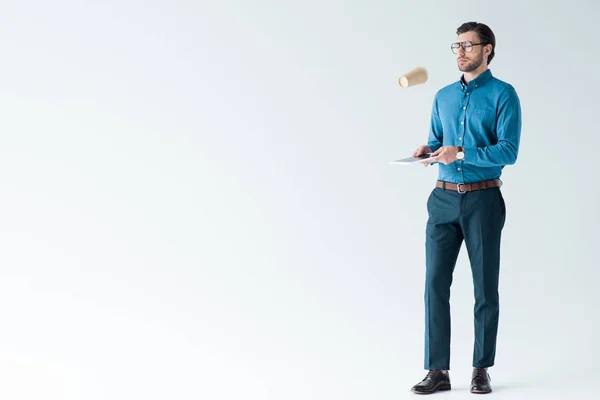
[459, 68, 493, 90]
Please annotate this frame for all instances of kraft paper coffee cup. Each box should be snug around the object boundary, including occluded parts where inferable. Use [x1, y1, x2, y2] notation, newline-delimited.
[398, 66, 428, 88]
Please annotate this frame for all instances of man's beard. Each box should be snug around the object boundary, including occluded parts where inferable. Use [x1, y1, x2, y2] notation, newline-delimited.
[458, 52, 484, 72]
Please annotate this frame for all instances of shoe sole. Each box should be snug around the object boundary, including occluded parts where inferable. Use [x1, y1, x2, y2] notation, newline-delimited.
[470, 389, 492, 394]
[411, 385, 451, 394]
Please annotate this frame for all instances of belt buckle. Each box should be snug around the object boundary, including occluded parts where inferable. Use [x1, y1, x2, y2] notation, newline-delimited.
[457, 183, 466, 194]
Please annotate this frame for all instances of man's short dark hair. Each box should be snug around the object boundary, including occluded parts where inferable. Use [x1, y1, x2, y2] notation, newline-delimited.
[457, 22, 496, 65]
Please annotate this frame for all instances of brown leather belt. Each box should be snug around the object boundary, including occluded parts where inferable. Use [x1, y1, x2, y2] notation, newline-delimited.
[436, 179, 502, 193]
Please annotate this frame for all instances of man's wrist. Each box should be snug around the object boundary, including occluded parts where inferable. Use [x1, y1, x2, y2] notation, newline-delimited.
[456, 146, 465, 160]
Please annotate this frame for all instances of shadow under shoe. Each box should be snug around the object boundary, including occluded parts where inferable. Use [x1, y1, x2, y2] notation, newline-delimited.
[410, 370, 451, 394]
[470, 368, 492, 394]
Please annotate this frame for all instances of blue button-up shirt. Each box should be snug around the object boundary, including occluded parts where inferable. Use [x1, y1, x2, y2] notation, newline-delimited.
[427, 69, 522, 184]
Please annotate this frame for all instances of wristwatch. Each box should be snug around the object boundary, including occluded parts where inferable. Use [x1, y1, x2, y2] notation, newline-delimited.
[456, 146, 465, 160]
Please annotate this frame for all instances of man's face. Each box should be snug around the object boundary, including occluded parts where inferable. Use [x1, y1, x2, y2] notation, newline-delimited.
[454, 31, 487, 73]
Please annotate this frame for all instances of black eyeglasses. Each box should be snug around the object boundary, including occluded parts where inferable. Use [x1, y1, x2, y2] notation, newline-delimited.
[451, 41, 489, 54]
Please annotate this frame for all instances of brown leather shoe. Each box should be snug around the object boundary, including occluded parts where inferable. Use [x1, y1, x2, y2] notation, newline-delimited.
[470, 368, 492, 394]
[410, 370, 451, 394]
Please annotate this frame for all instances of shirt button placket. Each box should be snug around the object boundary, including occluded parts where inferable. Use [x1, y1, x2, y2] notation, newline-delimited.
[458, 95, 468, 177]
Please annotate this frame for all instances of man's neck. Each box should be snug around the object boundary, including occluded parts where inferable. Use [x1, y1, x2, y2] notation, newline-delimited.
[463, 65, 489, 84]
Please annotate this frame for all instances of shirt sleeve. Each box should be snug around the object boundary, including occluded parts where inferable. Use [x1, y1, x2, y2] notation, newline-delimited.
[463, 86, 522, 167]
[427, 94, 443, 153]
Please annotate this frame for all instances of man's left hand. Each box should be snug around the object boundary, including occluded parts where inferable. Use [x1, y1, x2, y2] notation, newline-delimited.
[426, 146, 460, 165]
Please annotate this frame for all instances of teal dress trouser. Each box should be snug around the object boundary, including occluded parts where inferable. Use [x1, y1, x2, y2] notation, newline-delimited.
[424, 185, 506, 370]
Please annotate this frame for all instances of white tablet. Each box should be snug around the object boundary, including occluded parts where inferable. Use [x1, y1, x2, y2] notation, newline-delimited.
[389, 153, 440, 165]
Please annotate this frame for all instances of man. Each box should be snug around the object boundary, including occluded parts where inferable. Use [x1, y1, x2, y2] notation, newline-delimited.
[409, 22, 522, 394]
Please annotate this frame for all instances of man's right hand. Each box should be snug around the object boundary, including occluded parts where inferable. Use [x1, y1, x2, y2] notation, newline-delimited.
[413, 145, 433, 166]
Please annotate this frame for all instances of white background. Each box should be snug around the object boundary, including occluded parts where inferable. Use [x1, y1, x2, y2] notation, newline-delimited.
[0, 0, 598, 399]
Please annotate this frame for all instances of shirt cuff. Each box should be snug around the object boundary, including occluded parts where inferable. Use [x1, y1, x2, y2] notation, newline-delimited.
[463, 147, 477, 164]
